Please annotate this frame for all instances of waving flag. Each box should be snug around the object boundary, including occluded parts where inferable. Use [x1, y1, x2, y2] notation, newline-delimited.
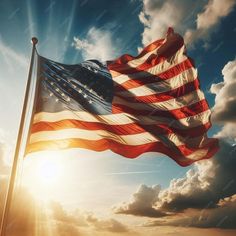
[26, 29, 219, 166]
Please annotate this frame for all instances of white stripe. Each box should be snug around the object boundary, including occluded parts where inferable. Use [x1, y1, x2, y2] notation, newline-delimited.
[29, 128, 208, 147]
[125, 39, 166, 68]
[117, 68, 197, 97]
[114, 89, 205, 111]
[186, 149, 208, 161]
[33, 109, 211, 129]
[112, 46, 187, 85]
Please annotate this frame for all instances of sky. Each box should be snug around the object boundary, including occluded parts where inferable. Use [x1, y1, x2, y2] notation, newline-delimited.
[0, 0, 236, 235]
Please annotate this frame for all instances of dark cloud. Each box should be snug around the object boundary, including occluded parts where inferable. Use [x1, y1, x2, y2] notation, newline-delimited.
[143, 194, 236, 229]
[158, 140, 236, 212]
[113, 184, 166, 218]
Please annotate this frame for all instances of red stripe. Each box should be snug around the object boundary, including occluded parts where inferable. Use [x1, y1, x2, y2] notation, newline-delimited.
[115, 79, 200, 103]
[26, 138, 219, 167]
[112, 98, 209, 118]
[114, 59, 194, 91]
[108, 33, 184, 74]
[31, 118, 211, 138]
[107, 39, 165, 68]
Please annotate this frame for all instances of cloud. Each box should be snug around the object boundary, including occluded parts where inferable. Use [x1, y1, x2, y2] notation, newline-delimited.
[138, 0, 235, 47]
[113, 184, 166, 217]
[210, 60, 236, 124]
[86, 214, 129, 233]
[144, 194, 236, 229]
[210, 59, 236, 142]
[184, 0, 236, 44]
[138, 0, 198, 46]
[114, 139, 236, 216]
[50, 201, 88, 227]
[159, 140, 236, 211]
[72, 27, 121, 61]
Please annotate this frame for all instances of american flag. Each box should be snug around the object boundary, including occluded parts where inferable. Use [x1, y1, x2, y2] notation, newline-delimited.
[26, 29, 219, 166]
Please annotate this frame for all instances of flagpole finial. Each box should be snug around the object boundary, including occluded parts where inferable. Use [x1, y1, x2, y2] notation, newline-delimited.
[31, 37, 38, 45]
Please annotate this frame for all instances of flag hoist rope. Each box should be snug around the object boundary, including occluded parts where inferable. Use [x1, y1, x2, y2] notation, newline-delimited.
[0, 37, 38, 236]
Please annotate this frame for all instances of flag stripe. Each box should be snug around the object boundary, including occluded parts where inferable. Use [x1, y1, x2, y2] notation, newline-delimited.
[116, 67, 197, 96]
[108, 34, 184, 72]
[28, 130, 214, 158]
[115, 79, 200, 104]
[113, 58, 194, 89]
[33, 109, 211, 128]
[113, 99, 209, 119]
[108, 39, 165, 68]
[113, 89, 205, 112]
[110, 45, 186, 77]
[31, 119, 212, 138]
[26, 138, 218, 166]
[29, 127, 211, 147]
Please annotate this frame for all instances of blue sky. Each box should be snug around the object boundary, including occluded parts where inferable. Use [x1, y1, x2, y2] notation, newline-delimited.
[0, 0, 236, 235]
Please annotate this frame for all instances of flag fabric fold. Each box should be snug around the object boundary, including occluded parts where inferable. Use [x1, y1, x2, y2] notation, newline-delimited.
[26, 29, 219, 166]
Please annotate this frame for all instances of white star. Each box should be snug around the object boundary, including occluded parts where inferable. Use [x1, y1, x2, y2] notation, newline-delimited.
[66, 97, 70, 102]
[50, 82, 54, 85]
[79, 89, 82, 93]
[61, 93, 65, 97]
[89, 100, 92, 104]
[49, 92, 53, 97]
[84, 94, 87, 98]
[55, 98, 59, 102]
[56, 88, 59, 92]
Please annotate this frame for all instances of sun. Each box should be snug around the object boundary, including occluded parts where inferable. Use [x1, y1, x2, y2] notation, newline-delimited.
[36, 158, 61, 184]
[22, 151, 64, 202]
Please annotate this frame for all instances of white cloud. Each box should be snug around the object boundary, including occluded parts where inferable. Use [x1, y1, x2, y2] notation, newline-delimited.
[184, 0, 236, 44]
[210, 60, 236, 139]
[138, 0, 235, 47]
[138, 0, 196, 46]
[210, 59, 236, 141]
[72, 27, 121, 61]
[86, 214, 129, 233]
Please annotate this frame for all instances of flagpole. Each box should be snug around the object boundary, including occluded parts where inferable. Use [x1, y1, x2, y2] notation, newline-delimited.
[0, 37, 38, 236]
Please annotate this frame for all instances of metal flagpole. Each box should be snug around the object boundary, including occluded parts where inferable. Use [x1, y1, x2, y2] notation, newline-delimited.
[0, 37, 38, 236]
